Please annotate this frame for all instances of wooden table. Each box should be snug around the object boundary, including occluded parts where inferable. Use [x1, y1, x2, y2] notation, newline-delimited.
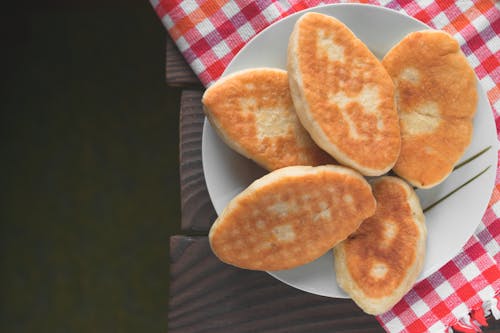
[165, 36, 500, 333]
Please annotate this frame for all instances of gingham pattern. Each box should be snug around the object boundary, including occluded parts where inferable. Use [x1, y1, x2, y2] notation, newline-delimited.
[379, 236, 499, 332]
[152, 0, 500, 332]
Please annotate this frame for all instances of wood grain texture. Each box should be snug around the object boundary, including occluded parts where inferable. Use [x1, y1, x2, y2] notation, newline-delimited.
[166, 36, 202, 88]
[168, 236, 383, 333]
[180, 90, 217, 232]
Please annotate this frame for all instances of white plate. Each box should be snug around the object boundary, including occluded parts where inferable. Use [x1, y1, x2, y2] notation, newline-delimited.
[202, 4, 498, 298]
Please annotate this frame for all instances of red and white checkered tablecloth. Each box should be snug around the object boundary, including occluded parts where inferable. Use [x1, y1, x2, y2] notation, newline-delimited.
[152, 1, 500, 332]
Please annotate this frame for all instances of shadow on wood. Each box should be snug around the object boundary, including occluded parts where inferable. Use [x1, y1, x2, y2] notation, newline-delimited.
[168, 236, 383, 333]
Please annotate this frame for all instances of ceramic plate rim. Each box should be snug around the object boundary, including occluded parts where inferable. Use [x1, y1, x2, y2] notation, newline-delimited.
[201, 3, 498, 298]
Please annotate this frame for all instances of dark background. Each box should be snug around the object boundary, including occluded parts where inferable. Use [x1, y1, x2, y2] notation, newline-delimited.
[2, 1, 179, 332]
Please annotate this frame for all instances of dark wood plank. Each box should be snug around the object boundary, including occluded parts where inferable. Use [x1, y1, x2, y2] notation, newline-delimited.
[166, 36, 202, 88]
[180, 90, 217, 232]
[487, 318, 500, 332]
[168, 236, 383, 333]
